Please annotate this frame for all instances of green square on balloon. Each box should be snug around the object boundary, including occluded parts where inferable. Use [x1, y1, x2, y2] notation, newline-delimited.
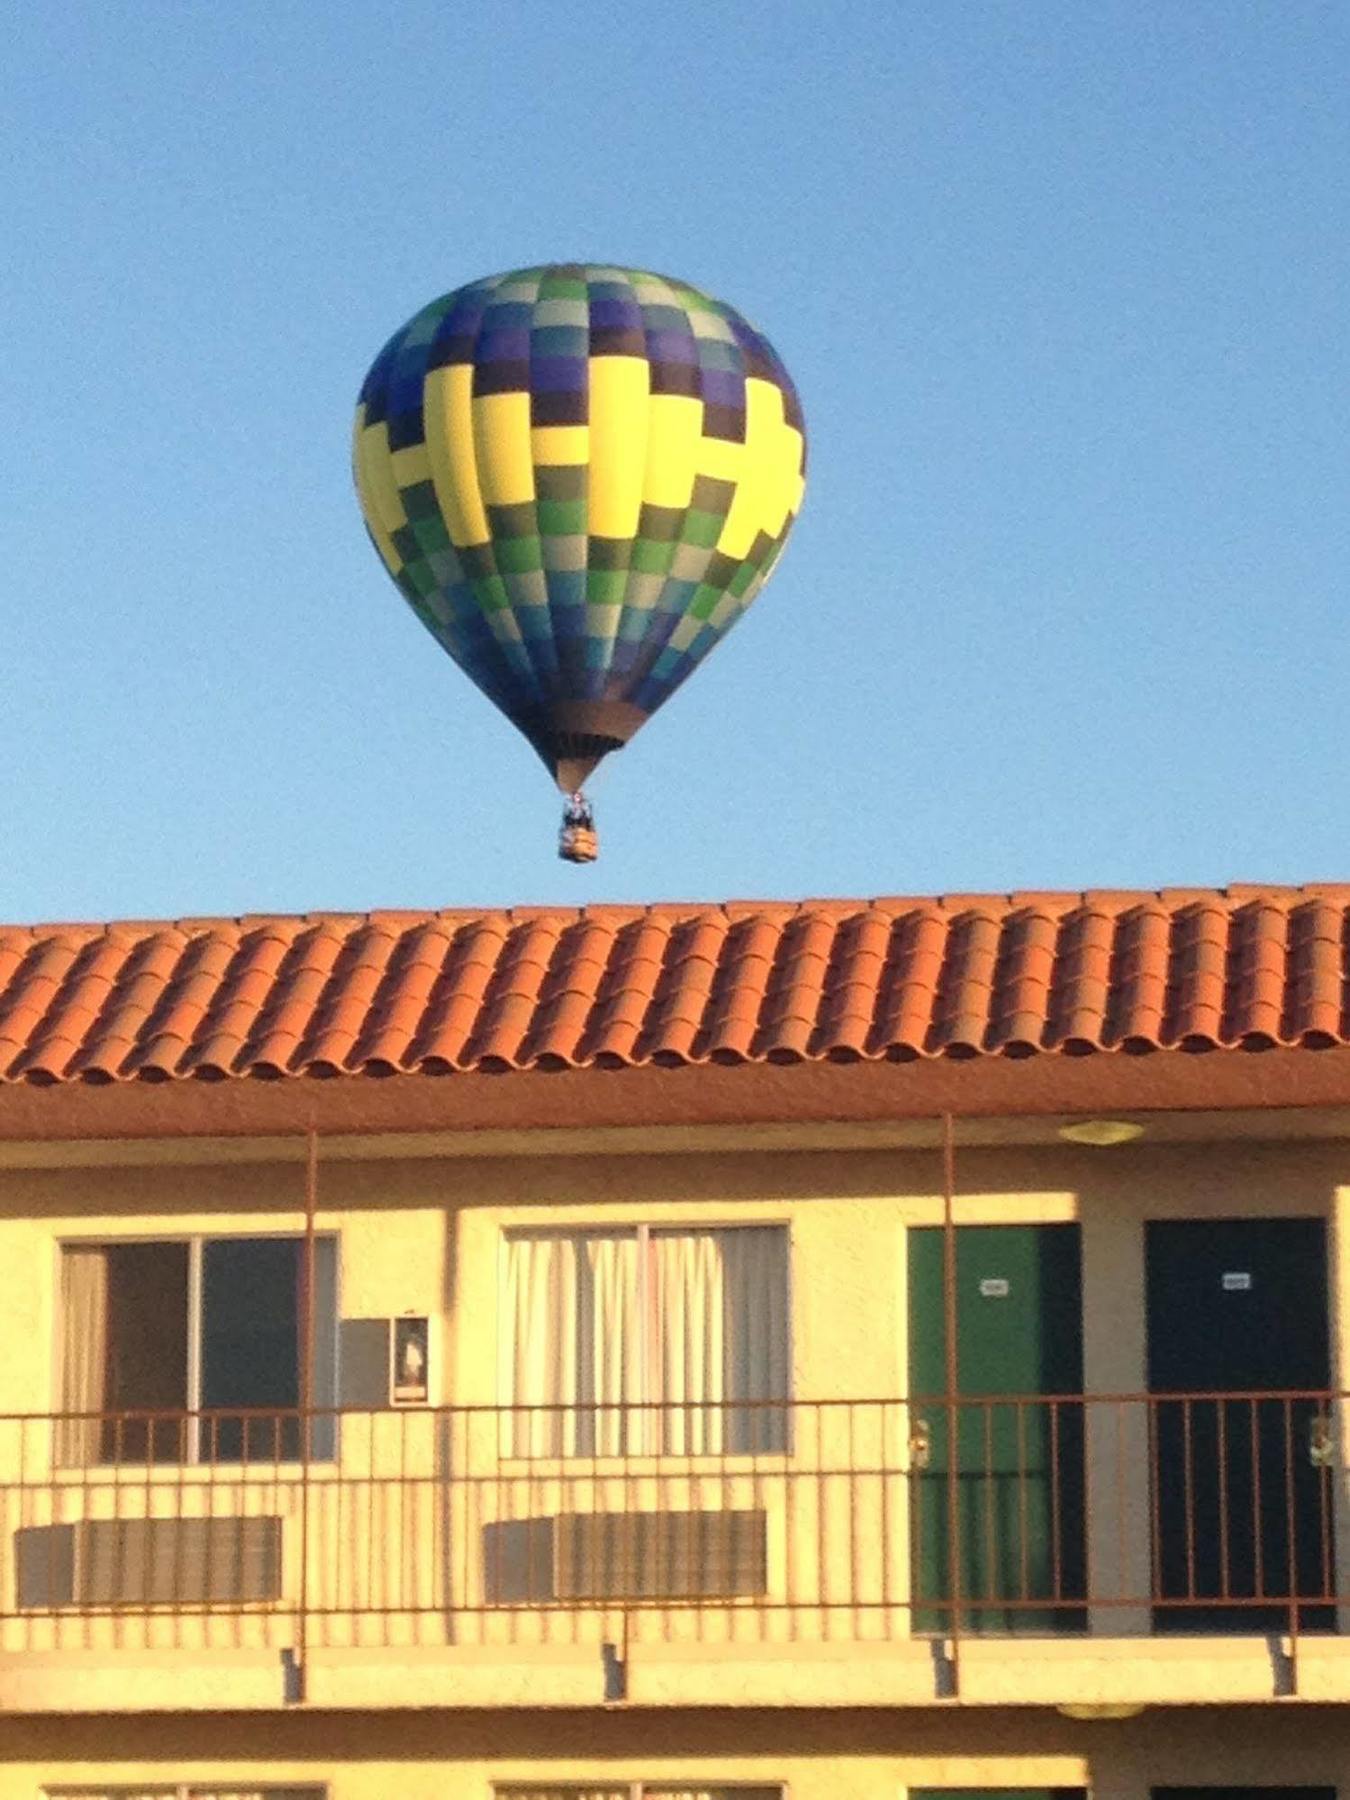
[412, 515, 450, 554]
[537, 498, 586, 536]
[538, 273, 589, 300]
[681, 510, 721, 549]
[473, 575, 511, 613]
[400, 481, 441, 520]
[586, 569, 627, 605]
[631, 538, 674, 575]
[495, 535, 543, 574]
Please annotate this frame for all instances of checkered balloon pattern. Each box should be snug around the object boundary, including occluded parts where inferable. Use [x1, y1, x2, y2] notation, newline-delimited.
[354, 265, 806, 783]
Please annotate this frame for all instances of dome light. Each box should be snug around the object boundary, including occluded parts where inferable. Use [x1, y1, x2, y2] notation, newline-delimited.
[1058, 1702, 1147, 1721]
[1057, 1119, 1145, 1148]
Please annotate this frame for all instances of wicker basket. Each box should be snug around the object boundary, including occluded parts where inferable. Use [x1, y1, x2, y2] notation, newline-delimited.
[558, 823, 599, 863]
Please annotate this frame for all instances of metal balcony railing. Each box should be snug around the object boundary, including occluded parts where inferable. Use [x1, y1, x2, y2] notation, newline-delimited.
[0, 1393, 1341, 1652]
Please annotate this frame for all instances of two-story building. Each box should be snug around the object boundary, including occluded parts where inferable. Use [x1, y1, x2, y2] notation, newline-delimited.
[2, 884, 1350, 1800]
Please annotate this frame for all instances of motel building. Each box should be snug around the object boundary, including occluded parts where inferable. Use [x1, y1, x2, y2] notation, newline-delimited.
[2, 883, 1350, 1800]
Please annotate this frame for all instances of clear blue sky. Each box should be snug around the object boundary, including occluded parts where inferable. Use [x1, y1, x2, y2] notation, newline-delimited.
[3, 2, 1347, 922]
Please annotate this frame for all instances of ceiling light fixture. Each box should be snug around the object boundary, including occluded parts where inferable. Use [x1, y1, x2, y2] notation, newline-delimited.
[1057, 1119, 1146, 1148]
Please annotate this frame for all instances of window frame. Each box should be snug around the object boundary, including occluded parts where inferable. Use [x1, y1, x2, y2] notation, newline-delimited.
[497, 1220, 794, 1459]
[45, 1786, 330, 1799]
[491, 1785, 787, 1800]
[53, 1229, 341, 1468]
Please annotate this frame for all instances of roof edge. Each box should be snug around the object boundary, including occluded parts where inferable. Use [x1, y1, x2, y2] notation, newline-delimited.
[3, 1042, 1350, 1145]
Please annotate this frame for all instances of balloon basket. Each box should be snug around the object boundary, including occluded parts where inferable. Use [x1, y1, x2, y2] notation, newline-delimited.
[558, 793, 598, 864]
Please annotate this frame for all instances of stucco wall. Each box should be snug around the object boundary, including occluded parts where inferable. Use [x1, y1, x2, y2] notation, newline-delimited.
[0, 1134, 1347, 1688]
[5, 1702, 1350, 1798]
[5, 1132, 1347, 1410]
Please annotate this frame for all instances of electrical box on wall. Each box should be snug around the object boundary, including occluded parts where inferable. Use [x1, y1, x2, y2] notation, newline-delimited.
[389, 1313, 431, 1406]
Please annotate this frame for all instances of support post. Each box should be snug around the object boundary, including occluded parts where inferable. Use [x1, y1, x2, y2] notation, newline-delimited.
[292, 1124, 318, 1703]
[942, 1110, 961, 1697]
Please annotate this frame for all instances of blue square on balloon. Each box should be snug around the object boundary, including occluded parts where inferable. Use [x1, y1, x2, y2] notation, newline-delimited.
[656, 578, 697, 615]
[589, 295, 642, 328]
[546, 574, 587, 609]
[387, 409, 424, 451]
[550, 603, 588, 650]
[529, 355, 586, 392]
[482, 300, 535, 332]
[479, 327, 531, 364]
[648, 330, 697, 363]
[531, 324, 589, 359]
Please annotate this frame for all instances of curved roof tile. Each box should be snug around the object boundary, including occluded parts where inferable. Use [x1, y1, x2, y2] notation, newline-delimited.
[0, 886, 1347, 1084]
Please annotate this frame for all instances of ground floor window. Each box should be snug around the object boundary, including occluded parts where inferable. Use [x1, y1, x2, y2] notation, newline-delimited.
[46, 1787, 326, 1799]
[496, 1786, 783, 1799]
[58, 1234, 338, 1465]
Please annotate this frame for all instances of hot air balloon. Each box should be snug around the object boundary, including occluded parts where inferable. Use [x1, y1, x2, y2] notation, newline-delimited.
[353, 264, 806, 861]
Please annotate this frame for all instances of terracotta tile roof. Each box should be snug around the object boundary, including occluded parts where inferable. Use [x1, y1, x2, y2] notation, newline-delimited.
[0, 886, 1347, 1088]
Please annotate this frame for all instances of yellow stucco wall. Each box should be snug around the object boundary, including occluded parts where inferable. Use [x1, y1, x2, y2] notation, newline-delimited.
[0, 1134, 1347, 1704]
[7, 1132, 1347, 1411]
[5, 1702, 1350, 1798]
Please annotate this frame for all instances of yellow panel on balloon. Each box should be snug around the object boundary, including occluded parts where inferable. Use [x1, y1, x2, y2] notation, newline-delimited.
[693, 432, 745, 487]
[717, 379, 794, 560]
[423, 366, 490, 548]
[531, 425, 590, 467]
[588, 356, 649, 537]
[474, 391, 535, 507]
[353, 416, 408, 575]
[642, 395, 702, 509]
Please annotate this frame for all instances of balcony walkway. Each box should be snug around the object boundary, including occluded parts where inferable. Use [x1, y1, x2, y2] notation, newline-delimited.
[0, 1395, 1347, 1710]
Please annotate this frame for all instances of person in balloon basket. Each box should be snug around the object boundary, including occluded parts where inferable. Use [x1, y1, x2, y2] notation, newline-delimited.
[559, 793, 598, 865]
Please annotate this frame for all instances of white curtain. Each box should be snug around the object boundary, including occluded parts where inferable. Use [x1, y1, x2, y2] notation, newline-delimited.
[645, 1790, 782, 1799]
[503, 1228, 788, 1457]
[721, 1226, 790, 1453]
[655, 1228, 789, 1454]
[494, 1787, 629, 1800]
[495, 1790, 778, 1800]
[80, 1790, 178, 1800]
[57, 1245, 110, 1466]
[76, 1790, 181, 1799]
[187, 1791, 271, 1799]
[189, 1788, 318, 1799]
[655, 1230, 723, 1454]
[502, 1233, 639, 1455]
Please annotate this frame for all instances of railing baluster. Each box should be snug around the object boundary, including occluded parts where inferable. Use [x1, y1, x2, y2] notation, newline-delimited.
[1320, 1394, 1334, 1601]
[1147, 1394, 1162, 1619]
[1183, 1397, 1197, 1606]
[1049, 1398, 1063, 1608]
[1252, 1395, 1265, 1602]
[983, 1400, 996, 1618]
[2, 1386, 1344, 1651]
[1016, 1398, 1030, 1610]
[1217, 1396, 1230, 1601]
[1283, 1394, 1298, 1637]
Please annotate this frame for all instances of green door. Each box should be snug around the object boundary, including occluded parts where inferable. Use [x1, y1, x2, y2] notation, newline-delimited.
[908, 1223, 1086, 1633]
[1147, 1217, 1334, 1632]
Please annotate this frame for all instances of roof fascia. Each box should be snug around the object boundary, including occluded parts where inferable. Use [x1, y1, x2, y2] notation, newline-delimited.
[3, 1046, 1350, 1145]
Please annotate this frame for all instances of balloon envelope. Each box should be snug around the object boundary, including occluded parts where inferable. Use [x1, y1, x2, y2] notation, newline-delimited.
[354, 264, 806, 791]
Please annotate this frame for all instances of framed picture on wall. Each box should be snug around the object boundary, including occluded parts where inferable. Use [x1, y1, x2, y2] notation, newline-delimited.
[389, 1313, 430, 1405]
